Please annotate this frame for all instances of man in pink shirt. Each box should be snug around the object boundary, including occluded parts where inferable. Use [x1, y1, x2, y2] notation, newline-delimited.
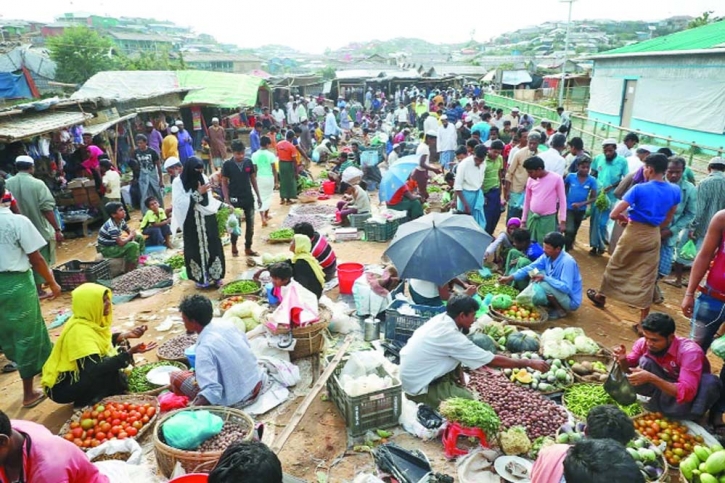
[521, 156, 567, 244]
[613, 313, 721, 420]
[0, 412, 108, 483]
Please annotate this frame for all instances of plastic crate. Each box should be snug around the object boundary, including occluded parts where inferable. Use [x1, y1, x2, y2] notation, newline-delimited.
[53, 259, 111, 292]
[349, 212, 372, 229]
[360, 150, 379, 167]
[384, 299, 446, 344]
[363, 219, 400, 242]
[326, 355, 402, 436]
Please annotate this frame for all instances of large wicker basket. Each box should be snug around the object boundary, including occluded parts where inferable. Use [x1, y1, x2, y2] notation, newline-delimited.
[153, 406, 255, 477]
[127, 360, 188, 396]
[488, 304, 549, 329]
[566, 353, 614, 384]
[58, 395, 159, 449]
[157, 333, 198, 363]
[271, 308, 331, 360]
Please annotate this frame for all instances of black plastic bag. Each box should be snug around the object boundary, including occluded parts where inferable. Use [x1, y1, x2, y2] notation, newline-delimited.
[604, 364, 638, 406]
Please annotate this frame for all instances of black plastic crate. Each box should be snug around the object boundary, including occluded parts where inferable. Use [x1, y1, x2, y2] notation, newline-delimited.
[384, 299, 446, 344]
[53, 259, 111, 292]
[364, 218, 401, 242]
[349, 212, 372, 229]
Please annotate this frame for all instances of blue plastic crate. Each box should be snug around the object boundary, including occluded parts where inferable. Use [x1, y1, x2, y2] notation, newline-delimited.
[384, 299, 446, 344]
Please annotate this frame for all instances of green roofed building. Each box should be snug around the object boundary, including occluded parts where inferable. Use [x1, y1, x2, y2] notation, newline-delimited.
[586, 20, 725, 148]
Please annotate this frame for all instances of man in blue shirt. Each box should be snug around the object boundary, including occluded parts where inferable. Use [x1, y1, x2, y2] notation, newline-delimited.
[471, 113, 492, 141]
[564, 158, 598, 251]
[500, 231, 583, 319]
[249, 123, 262, 154]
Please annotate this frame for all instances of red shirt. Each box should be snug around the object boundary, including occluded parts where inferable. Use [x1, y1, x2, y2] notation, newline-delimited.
[389, 180, 417, 205]
[705, 236, 725, 294]
[626, 336, 709, 404]
[276, 141, 298, 162]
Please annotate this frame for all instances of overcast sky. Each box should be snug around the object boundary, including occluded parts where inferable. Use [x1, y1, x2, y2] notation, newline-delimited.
[4, 0, 724, 54]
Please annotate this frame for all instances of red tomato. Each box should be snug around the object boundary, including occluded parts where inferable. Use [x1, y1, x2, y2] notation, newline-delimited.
[73, 438, 83, 448]
[91, 411, 99, 419]
[63, 433, 75, 441]
[119, 413, 127, 421]
[112, 411, 120, 420]
[141, 415, 150, 424]
[111, 419, 121, 426]
[143, 403, 151, 409]
[101, 423, 111, 433]
[146, 407, 156, 417]
[110, 426, 121, 436]
[70, 422, 80, 430]
[128, 404, 137, 412]
[90, 440, 100, 448]
[86, 429, 94, 437]
[122, 403, 129, 411]
[95, 431, 106, 440]
[126, 427, 138, 437]
[71, 427, 83, 439]
[81, 411, 92, 420]
[103, 410, 112, 419]
[118, 432, 128, 440]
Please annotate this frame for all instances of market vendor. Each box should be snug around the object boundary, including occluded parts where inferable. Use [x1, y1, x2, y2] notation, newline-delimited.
[254, 234, 325, 299]
[265, 262, 320, 329]
[335, 181, 371, 226]
[400, 295, 549, 408]
[483, 217, 522, 268]
[499, 232, 582, 319]
[531, 404, 635, 482]
[42, 283, 155, 407]
[173, 295, 263, 408]
[96, 202, 145, 272]
[139, 196, 173, 249]
[327, 152, 357, 190]
[0, 410, 108, 483]
[292, 222, 337, 281]
[500, 228, 544, 290]
[613, 312, 722, 420]
[409, 277, 477, 307]
[387, 176, 424, 220]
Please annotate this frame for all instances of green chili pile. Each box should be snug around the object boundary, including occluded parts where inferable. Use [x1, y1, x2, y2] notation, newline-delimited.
[563, 383, 643, 419]
[221, 280, 261, 296]
[128, 361, 186, 393]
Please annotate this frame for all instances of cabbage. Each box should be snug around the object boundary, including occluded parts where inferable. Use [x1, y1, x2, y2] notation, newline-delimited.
[226, 316, 245, 332]
[243, 317, 259, 332]
[563, 327, 585, 343]
[261, 253, 275, 265]
[574, 335, 599, 355]
[541, 327, 565, 345]
[223, 300, 261, 320]
[542, 339, 577, 359]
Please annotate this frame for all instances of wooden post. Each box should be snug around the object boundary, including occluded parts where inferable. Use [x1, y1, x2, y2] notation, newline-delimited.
[591, 121, 599, 151]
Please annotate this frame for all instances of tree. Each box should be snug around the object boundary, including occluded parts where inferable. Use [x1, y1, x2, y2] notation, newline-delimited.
[319, 66, 336, 80]
[688, 11, 722, 29]
[47, 26, 117, 84]
[118, 47, 185, 71]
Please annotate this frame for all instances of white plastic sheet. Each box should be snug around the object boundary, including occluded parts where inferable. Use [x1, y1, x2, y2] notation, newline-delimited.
[587, 76, 624, 116]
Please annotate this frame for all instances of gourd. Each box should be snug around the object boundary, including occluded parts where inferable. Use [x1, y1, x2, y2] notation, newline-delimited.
[469, 333, 498, 353]
[505, 332, 540, 353]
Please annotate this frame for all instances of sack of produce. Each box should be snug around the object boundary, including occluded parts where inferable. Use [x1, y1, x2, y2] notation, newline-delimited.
[679, 239, 697, 261]
[161, 410, 224, 450]
[87, 438, 143, 465]
[712, 335, 725, 360]
[603, 364, 638, 406]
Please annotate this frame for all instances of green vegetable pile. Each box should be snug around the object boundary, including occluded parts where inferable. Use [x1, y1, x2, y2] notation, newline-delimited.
[216, 205, 231, 238]
[128, 361, 186, 393]
[438, 397, 500, 437]
[466, 271, 487, 285]
[166, 254, 185, 270]
[563, 383, 643, 419]
[477, 279, 519, 298]
[221, 280, 261, 296]
[594, 190, 610, 211]
[427, 185, 443, 193]
[269, 228, 294, 240]
[297, 176, 318, 191]
[319, 169, 328, 179]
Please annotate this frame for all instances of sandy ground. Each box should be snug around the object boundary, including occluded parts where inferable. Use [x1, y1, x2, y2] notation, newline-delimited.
[0, 168, 715, 481]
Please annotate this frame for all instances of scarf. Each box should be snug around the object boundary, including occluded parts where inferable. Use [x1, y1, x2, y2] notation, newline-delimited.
[292, 234, 325, 286]
[41, 283, 117, 388]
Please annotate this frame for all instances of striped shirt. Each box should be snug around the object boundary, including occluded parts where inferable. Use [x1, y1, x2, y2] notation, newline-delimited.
[97, 218, 128, 247]
[311, 232, 336, 270]
[691, 171, 725, 239]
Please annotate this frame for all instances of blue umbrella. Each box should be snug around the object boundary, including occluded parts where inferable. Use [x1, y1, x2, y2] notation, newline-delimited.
[378, 155, 421, 202]
[383, 212, 493, 286]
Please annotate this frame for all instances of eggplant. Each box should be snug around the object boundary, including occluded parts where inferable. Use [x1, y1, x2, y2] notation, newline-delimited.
[643, 465, 664, 480]
[575, 422, 587, 433]
[560, 422, 574, 434]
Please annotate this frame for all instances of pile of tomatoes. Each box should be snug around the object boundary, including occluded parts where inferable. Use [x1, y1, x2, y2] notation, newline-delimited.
[634, 412, 705, 467]
[62, 400, 157, 449]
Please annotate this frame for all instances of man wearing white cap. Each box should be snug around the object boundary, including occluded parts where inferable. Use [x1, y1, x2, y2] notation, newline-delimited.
[176, 120, 194, 164]
[6, 155, 63, 299]
[162, 126, 180, 161]
[208, 117, 226, 171]
[588, 138, 629, 255]
[324, 106, 341, 138]
[145, 121, 163, 155]
[437, 115, 457, 170]
[627, 145, 653, 174]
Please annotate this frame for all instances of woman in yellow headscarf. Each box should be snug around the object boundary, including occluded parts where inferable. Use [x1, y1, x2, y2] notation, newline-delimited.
[41, 283, 156, 406]
[289, 234, 325, 299]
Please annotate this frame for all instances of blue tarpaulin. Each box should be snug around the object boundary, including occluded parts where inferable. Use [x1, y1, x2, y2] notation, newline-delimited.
[0, 72, 32, 100]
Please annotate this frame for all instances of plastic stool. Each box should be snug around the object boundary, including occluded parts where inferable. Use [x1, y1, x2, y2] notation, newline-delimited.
[442, 421, 489, 459]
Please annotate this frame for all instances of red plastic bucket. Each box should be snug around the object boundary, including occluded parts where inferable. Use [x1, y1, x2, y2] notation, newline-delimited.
[169, 474, 209, 483]
[337, 262, 364, 295]
[322, 181, 336, 195]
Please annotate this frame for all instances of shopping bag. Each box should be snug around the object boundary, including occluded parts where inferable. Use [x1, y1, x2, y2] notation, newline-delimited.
[711, 335, 725, 360]
[515, 283, 547, 307]
[161, 410, 223, 450]
[679, 239, 697, 261]
[603, 364, 638, 406]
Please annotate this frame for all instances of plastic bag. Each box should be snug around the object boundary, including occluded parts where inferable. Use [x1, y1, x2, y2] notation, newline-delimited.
[93, 460, 156, 483]
[340, 351, 386, 379]
[712, 335, 725, 360]
[161, 410, 224, 450]
[515, 283, 547, 307]
[679, 239, 697, 261]
[158, 391, 189, 412]
[86, 439, 143, 465]
[398, 395, 444, 441]
[603, 364, 638, 406]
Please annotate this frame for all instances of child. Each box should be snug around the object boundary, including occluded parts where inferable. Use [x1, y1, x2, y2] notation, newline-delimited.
[200, 136, 212, 174]
[564, 158, 598, 251]
[140, 196, 173, 249]
[335, 181, 371, 226]
[484, 217, 522, 267]
[505, 228, 544, 289]
[226, 208, 243, 240]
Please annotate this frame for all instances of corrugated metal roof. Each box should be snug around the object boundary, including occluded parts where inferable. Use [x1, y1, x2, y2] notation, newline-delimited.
[0, 110, 92, 141]
[594, 20, 725, 57]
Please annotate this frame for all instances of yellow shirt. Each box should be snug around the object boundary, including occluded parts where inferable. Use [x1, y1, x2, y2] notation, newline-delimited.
[140, 209, 168, 230]
[162, 134, 179, 160]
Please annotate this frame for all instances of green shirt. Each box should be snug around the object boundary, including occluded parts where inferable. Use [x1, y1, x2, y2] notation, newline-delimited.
[140, 209, 167, 230]
[6, 172, 56, 241]
[483, 155, 503, 192]
[252, 149, 276, 178]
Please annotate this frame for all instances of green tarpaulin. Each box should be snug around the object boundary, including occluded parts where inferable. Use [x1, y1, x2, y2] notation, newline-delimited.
[177, 70, 266, 108]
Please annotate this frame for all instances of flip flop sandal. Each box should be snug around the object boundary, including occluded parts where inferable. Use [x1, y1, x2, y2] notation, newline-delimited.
[662, 279, 683, 288]
[22, 393, 47, 409]
[586, 289, 606, 308]
[2, 362, 17, 373]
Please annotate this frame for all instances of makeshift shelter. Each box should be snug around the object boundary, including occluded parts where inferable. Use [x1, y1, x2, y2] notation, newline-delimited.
[0, 45, 57, 99]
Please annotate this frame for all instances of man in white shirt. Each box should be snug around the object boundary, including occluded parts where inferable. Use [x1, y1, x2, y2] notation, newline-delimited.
[287, 102, 300, 125]
[412, 131, 441, 201]
[454, 144, 488, 230]
[437, 115, 458, 171]
[422, 112, 439, 135]
[272, 104, 286, 127]
[627, 145, 652, 174]
[617, 132, 639, 158]
[400, 295, 549, 407]
[324, 107, 341, 138]
[394, 102, 409, 127]
[296, 103, 308, 123]
[539, 133, 568, 176]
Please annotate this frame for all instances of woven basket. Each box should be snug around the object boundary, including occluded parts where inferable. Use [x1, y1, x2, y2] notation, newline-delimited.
[298, 193, 318, 203]
[266, 237, 294, 245]
[153, 406, 255, 477]
[157, 334, 198, 363]
[271, 308, 331, 360]
[488, 305, 549, 328]
[127, 360, 189, 396]
[566, 354, 613, 384]
[59, 395, 159, 449]
[218, 281, 263, 300]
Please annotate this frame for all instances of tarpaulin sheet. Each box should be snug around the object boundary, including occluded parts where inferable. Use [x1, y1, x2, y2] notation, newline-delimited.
[587, 76, 624, 116]
[177, 70, 265, 108]
[71, 71, 183, 102]
[632, 78, 725, 135]
[501, 70, 532, 86]
[0, 72, 32, 99]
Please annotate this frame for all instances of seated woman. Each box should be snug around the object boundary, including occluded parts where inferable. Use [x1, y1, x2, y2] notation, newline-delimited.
[409, 277, 477, 307]
[139, 196, 173, 249]
[483, 217, 522, 268]
[504, 228, 544, 289]
[266, 262, 320, 329]
[293, 222, 337, 281]
[386, 177, 424, 220]
[41, 283, 155, 407]
[336, 181, 371, 226]
[96, 202, 146, 272]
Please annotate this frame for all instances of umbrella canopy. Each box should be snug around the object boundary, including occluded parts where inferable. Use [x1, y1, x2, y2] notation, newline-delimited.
[378, 155, 420, 202]
[384, 212, 493, 286]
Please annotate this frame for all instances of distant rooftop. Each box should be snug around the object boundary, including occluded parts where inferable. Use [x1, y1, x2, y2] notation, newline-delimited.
[108, 31, 174, 42]
[183, 52, 261, 63]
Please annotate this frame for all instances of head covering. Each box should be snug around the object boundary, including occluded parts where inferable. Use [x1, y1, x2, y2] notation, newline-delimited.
[175, 120, 184, 126]
[212, 117, 219, 123]
[636, 145, 653, 154]
[292, 234, 325, 286]
[455, 121, 463, 129]
[145, 121, 153, 127]
[507, 217, 522, 228]
[440, 114, 448, 120]
[602, 138, 617, 146]
[15, 155, 34, 165]
[181, 156, 205, 192]
[41, 283, 115, 389]
[512, 107, 520, 113]
[709, 157, 725, 167]
[164, 157, 182, 170]
[170, 126, 179, 133]
[426, 130, 438, 137]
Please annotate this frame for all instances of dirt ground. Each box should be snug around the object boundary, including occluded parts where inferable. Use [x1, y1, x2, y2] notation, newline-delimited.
[0, 170, 714, 482]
